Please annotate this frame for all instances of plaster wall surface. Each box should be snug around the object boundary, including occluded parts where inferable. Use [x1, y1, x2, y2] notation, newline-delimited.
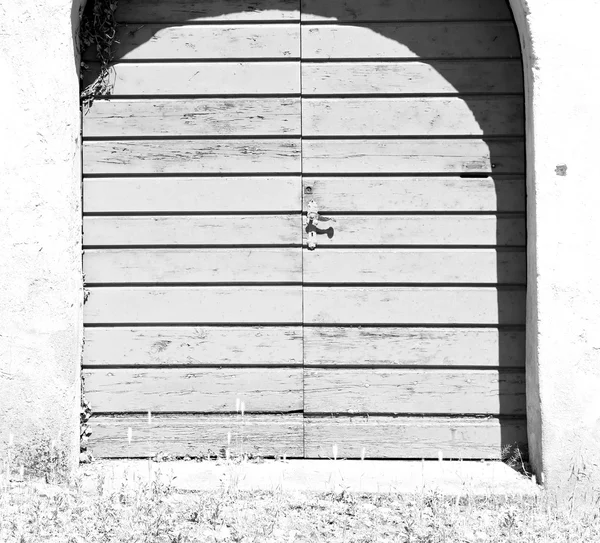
[0, 0, 84, 470]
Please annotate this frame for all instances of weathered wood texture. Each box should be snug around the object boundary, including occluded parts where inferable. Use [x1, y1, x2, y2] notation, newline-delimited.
[301, 0, 513, 22]
[302, 23, 520, 59]
[303, 61, 523, 95]
[303, 139, 524, 174]
[304, 369, 526, 415]
[304, 328, 525, 367]
[303, 97, 524, 136]
[88, 414, 304, 458]
[301, 216, 526, 246]
[83, 216, 301, 246]
[83, 368, 303, 412]
[85, 63, 300, 96]
[302, 176, 525, 212]
[85, 287, 302, 324]
[84, 177, 301, 213]
[84, 99, 301, 137]
[304, 417, 527, 460]
[92, 24, 301, 60]
[303, 287, 526, 325]
[116, 0, 301, 22]
[303, 249, 525, 284]
[84, 327, 303, 367]
[84, 249, 302, 283]
[83, 139, 300, 174]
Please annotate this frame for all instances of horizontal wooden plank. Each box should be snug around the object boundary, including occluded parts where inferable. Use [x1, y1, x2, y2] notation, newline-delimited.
[83, 327, 303, 366]
[88, 414, 304, 458]
[92, 24, 300, 61]
[303, 97, 524, 137]
[305, 417, 527, 460]
[301, 0, 512, 22]
[301, 216, 526, 246]
[303, 249, 525, 284]
[303, 139, 524, 174]
[84, 177, 301, 213]
[84, 248, 302, 283]
[302, 23, 520, 59]
[302, 176, 525, 212]
[304, 369, 525, 415]
[83, 216, 301, 246]
[84, 286, 302, 324]
[83, 368, 303, 412]
[303, 61, 523, 95]
[304, 327, 525, 367]
[83, 99, 301, 137]
[83, 139, 301, 175]
[84, 62, 299, 95]
[303, 287, 525, 325]
[116, 0, 300, 22]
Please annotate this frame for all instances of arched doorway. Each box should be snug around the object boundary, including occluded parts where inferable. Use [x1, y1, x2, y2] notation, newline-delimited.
[81, 0, 528, 461]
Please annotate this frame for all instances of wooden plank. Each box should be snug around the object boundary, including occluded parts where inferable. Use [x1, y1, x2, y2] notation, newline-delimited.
[303, 61, 523, 95]
[94, 24, 300, 61]
[303, 249, 526, 284]
[83, 139, 301, 175]
[305, 417, 527, 460]
[83, 326, 303, 366]
[83, 99, 301, 137]
[303, 97, 524, 137]
[304, 369, 525, 415]
[84, 248, 302, 284]
[83, 368, 302, 412]
[83, 177, 301, 213]
[116, 0, 301, 23]
[83, 216, 301, 246]
[304, 327, 525, 367]
[84, 286, 302, 324]
[302, 23, 520, 59]
[84, 62, 299, 95]
[88, 414, 303, 458]
[302, 176, 525, 212]
[303, 287, 525, 325]
[303, 139, 524, 174]
[301, 216, 526, 246]
[301, 0, 512, 22]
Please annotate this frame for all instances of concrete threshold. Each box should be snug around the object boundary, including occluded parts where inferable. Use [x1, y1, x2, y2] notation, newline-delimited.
[80, 459, 540, 496]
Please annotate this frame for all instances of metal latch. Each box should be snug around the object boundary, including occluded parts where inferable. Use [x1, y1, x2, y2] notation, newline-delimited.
[303, 200, 336, 250]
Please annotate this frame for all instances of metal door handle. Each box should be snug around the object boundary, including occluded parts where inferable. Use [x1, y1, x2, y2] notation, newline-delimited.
[303, 200, 336, 250]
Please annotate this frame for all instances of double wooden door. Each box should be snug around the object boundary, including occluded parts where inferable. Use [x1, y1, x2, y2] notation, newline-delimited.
[82, 0, 527, 459]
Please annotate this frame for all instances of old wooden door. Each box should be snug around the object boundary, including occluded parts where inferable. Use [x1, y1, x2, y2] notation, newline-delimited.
[82, 0, 527, 459]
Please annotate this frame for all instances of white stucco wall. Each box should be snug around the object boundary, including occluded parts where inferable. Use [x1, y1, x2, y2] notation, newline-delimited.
[0, 0, 599, 494]
[0, 0, 83, 470]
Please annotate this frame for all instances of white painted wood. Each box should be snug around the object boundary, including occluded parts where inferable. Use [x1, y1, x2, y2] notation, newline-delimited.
[83, 367, 303, 412]
[83, 139, 301, 174]
[83, 216, 301, 246]
[83, 177, 301, 212]
[84, 248, 302, 283]
[85, 62, 300, 95]
[303, 139, 524, 174]
[301, 215, 526, 246]
[83, 99, 301, 137]
[303, 97, 524, 136]
[302, 23, 519, 59]
[303, 249, 526, 284]
[303, 287, 526, 324]
[302, 176, 525, 212]
[303, 61, 524, 95]
[304, 327, 525, 367]
[84, 327, 303, 366]
[84, 286, 302, 324]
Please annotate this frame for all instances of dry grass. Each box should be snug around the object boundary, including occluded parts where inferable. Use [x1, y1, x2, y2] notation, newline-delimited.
[1, 467, 599, 543]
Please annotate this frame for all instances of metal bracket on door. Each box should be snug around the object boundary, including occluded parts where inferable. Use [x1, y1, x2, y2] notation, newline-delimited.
[303, 200, 336, 250]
